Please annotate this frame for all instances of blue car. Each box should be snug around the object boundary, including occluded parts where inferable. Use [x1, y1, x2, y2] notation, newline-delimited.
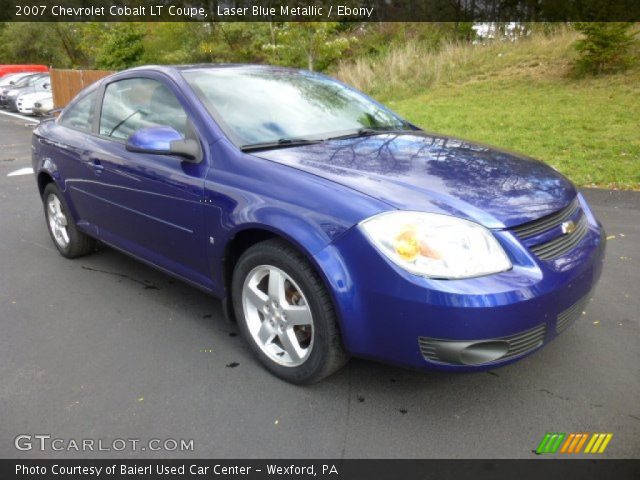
[32, 65, 606, 383]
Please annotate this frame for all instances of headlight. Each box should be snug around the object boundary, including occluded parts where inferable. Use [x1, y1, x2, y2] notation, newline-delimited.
[359, 211, 512, 279]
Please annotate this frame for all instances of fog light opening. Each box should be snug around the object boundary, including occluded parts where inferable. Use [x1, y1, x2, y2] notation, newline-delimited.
[459, 341, 509, 365]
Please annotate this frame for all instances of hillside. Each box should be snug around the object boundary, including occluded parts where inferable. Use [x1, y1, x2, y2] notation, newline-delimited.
[335, 29, 640, 190]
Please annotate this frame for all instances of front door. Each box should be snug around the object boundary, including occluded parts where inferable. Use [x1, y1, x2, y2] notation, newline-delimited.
[89, 76, 211, 288]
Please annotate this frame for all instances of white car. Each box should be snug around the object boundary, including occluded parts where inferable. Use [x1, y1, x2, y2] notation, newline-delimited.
[16, 90, 53, 115]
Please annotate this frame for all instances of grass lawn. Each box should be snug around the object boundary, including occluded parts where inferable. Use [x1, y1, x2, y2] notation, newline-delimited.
[386, 71, 640, 190]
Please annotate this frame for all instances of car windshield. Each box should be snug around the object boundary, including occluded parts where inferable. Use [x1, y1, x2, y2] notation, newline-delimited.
[182, 68, 407, 148]
[13, 75, 43, 88]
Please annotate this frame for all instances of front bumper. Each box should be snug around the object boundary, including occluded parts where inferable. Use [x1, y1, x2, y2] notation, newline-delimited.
[315, 194, 606, 371]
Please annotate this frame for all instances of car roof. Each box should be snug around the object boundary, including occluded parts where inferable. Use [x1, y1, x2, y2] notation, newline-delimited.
[175, 63, 289, 70]
[98, 64, 316, 96]
[18, 73, 47, 81]
[128, 63, 305, 75]
[13, 73, 47, 85]
[3, 72, 29, 80]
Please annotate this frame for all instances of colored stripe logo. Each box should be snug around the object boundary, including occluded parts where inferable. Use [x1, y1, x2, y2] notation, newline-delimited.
[536, 433, 612, 454]
[536, 433, 565, 454]
[584, 433, 613, 453]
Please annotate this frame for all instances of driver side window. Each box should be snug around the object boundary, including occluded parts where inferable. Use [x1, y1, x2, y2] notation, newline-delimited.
[99, 78, 188, 141]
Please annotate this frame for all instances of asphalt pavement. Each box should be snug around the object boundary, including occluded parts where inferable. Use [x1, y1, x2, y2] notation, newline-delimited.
[0, 112, 638, 459]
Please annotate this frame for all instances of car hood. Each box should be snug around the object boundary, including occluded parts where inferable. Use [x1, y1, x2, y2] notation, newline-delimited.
[252, 132, 576, 229]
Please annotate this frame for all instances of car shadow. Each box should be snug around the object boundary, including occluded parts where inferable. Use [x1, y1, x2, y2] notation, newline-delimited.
[78, 244, 548, 402]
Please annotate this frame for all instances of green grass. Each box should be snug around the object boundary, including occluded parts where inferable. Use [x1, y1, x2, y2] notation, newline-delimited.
[335, 29, 640, 189]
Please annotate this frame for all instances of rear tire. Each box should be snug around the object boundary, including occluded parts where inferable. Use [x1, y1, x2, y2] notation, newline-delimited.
[42, 183, 95, 258]
[232, 239, 348, 384]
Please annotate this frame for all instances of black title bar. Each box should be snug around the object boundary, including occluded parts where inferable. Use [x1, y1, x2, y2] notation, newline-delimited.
[1, 0, 639, 22]
[2, 459, 640, 480]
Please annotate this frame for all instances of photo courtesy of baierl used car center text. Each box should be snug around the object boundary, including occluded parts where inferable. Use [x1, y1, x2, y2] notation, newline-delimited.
[0, 1, 638, 479]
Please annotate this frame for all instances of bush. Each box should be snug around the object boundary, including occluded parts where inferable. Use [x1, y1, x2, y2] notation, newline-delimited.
[573, 23, 637, 75]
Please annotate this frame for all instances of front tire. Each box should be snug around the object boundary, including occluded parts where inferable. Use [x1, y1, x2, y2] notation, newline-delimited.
[42, 183, 95, 258]
[232, 239, 348, 384]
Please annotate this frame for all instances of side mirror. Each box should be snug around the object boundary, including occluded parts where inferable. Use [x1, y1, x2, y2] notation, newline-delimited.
[125, 126, 201, 163]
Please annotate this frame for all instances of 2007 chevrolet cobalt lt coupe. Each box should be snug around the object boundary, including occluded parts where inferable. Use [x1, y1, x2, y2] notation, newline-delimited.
[32, 65, 605, 383]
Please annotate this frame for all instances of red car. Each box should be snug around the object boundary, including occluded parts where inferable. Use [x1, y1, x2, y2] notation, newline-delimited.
[0, 65, 48, 78]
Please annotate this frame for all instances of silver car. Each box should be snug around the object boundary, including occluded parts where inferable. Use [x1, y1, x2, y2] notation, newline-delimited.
[0, 73, 50, 111]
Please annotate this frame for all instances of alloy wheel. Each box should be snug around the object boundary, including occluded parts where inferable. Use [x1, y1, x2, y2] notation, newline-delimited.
[242, 265, 314, 367]
[46, 193, 69, 249]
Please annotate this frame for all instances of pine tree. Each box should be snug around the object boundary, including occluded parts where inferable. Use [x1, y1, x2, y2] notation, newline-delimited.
[573, 23, 637, 75]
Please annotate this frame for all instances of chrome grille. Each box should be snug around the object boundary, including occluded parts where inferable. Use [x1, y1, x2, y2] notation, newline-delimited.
[529, 214, 589, 260]
[556, 295, 589, 334]
[510, 198, 589, 260]
[418, 323, 546, 365]
[512, 199, 580, 240]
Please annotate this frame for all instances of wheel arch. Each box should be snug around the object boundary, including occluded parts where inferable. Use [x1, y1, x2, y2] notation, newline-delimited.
[221, 225, 348, 342]
[37, 170, 55, 197]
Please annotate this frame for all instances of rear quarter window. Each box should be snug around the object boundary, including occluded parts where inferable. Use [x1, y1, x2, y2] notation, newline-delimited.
[58, 90, 96, 132]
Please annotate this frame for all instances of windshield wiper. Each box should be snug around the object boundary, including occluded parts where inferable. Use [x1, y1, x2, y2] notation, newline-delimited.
[240, 138, 322, 152]
[108, 109, 147, 137]
[241, 124, 418, 152]
[325, 126, 413, 142]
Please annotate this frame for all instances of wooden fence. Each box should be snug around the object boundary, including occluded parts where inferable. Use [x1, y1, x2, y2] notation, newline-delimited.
[50, 69, 114, 109]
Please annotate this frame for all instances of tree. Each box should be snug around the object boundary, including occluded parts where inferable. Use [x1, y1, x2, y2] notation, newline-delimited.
[198, 22, 273, 64]
[143, 23, 210, 64]
[93, 23, 146, 70]
[0, 22, 85, 67]
[573, 23, 637, 75]
[262, 23, 352, 71]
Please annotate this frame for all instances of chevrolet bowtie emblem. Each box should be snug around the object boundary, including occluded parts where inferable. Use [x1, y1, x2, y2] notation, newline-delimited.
[561, 220, 576, 235]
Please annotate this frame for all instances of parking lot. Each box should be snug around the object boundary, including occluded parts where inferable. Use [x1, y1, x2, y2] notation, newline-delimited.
[0, 112, 638, 459]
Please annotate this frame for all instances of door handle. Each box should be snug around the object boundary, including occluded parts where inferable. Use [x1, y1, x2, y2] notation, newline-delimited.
[91, 159, 104, 174]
